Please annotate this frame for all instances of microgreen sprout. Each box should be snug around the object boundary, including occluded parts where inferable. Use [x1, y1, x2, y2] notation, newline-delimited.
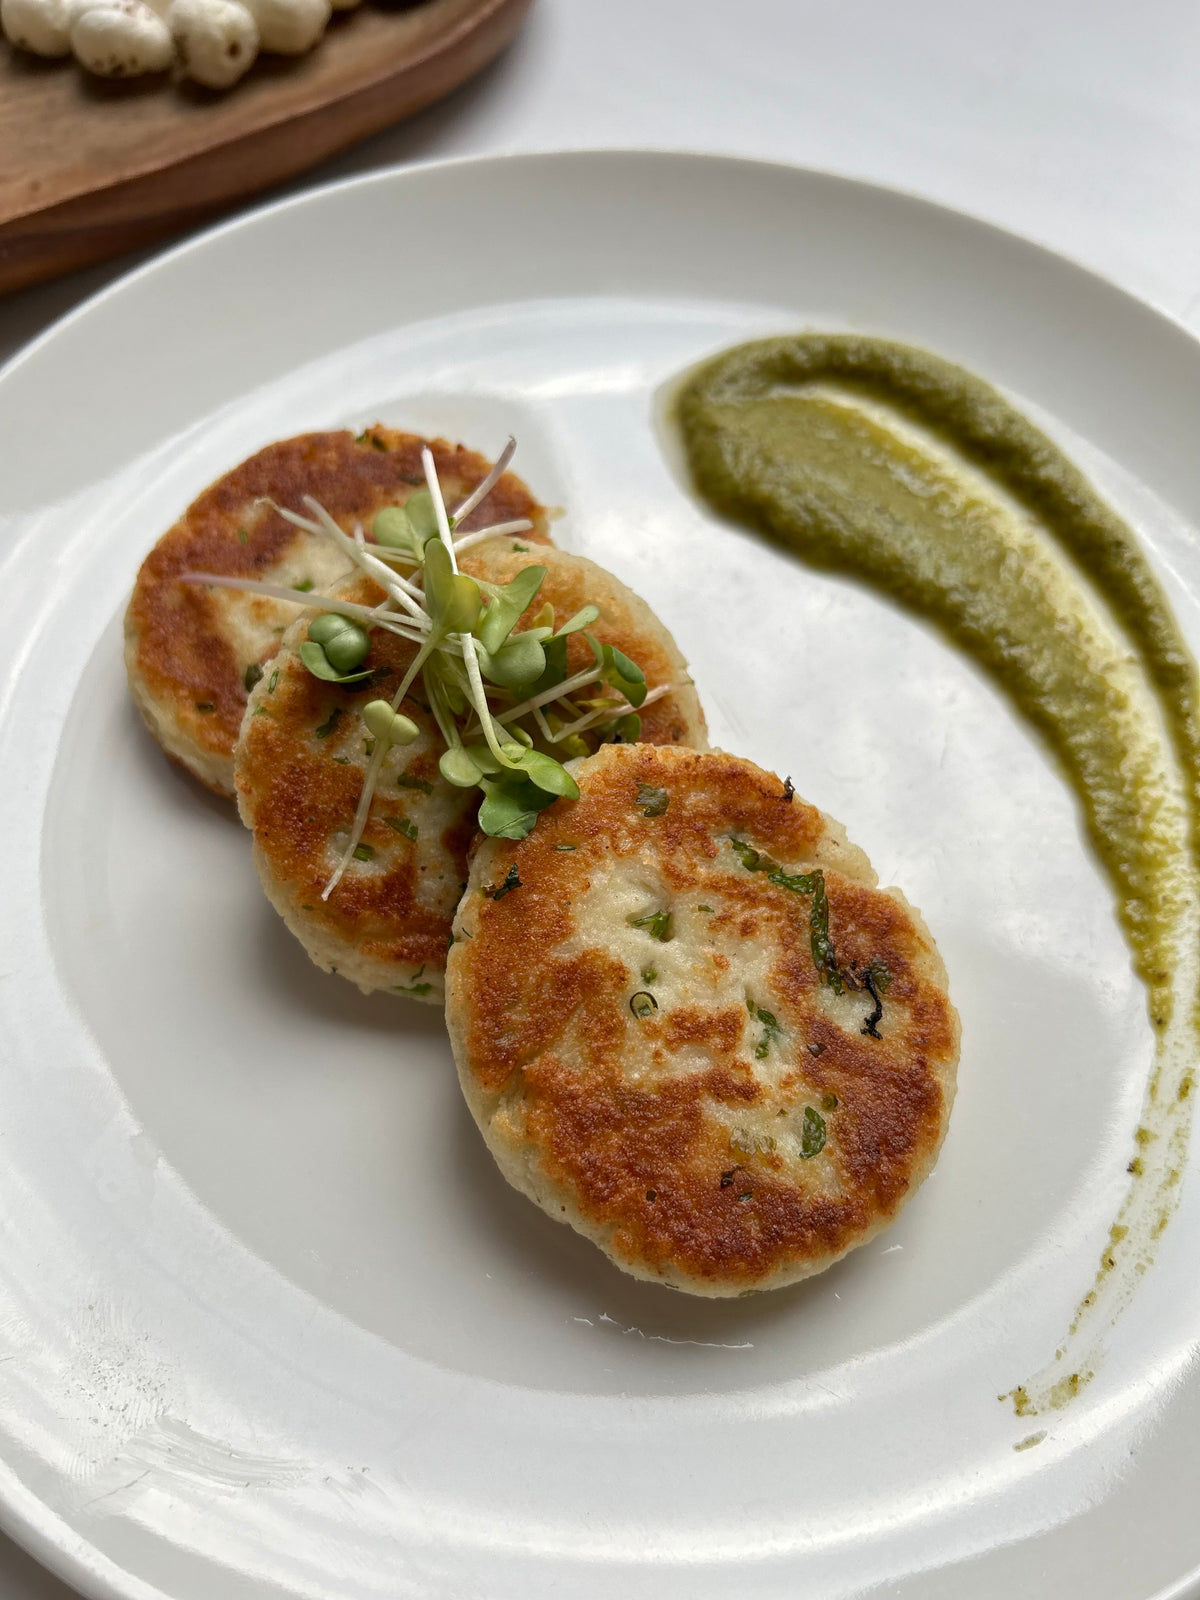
[181, 438, 665, 897]
[300, 613, 373, 684]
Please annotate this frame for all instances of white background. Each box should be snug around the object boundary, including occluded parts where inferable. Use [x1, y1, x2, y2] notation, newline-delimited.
[2, 2, 1199, 1593]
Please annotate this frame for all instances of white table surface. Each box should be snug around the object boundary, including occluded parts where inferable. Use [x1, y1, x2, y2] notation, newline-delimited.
[2, 2, 1198, 1594]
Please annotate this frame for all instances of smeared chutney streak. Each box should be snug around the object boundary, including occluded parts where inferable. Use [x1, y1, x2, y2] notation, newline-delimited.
[676, 333, 1200, 1402]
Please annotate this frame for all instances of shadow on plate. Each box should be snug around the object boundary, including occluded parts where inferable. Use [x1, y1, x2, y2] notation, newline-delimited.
[443, 1078, 888, 1356]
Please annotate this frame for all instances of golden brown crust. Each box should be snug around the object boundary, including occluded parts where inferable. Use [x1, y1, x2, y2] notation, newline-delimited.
[446, 745, 959, 1295]
[125, 428, 553, 796]
[235, 548, 708, 998]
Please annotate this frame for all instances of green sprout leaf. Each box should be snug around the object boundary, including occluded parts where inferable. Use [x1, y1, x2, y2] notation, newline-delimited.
[636, 782, 669, 817]
[478, 565, 547, 653]
[514, 748, 579, 798]
[299, 642, 375, 685]
[300, 614, 372, 682]
[800, 1106, 827, 1159]
[476, 630, 547, 690]
[362, 700, 419, 746]
[403, 489, 438, 545]
[553, 604, 600, 638]
[424, 538, 483, 636]
[628, 909, 673, 942]
[439, 747, 482, 787]
[532, 633, 569, 696]
[372, 505, 414, 550]
[477, 775, 558, 840]
[440, 743, 507, 787]
[606, 645, 647, 708]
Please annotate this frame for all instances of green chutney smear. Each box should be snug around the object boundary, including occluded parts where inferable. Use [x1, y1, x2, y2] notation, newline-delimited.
[674, 333, 1200, 1414]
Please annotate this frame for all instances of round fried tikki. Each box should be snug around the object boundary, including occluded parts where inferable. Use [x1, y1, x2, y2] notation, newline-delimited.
[445, 744, 959, 1295]
[234, 545, 708, 1004]
[125, 428, 553, 796]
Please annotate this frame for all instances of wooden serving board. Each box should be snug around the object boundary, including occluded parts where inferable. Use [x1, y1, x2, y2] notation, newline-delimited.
[0, 0, 532, 296]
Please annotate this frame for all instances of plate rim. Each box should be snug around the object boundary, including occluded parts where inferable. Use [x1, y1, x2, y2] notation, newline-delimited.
[2, 147, 1200, 1600]
[5, 144, 1200, 399]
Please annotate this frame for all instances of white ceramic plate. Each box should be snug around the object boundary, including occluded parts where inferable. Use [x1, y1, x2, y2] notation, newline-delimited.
[1, 151, 1198, 1600]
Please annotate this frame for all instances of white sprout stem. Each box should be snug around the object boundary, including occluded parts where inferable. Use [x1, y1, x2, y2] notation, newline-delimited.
[550, 683, 670, 740]
[356, 546, 436, 606]
[450, 436, 516, 524]
[462, 627, 517, 769]
[390, 635, 439, 714]
[531, 705, 555, 743]
[321, 742, 389, 901]
[301, 496, 431, 626]
[422, 448, 456, 562]
[257, 498, 324, 536]
[363, 545, 419, 567]
[254, 498, 425, 602]
[491, 664, 605, 725]
[422, 446, 519, 772]
[179, 573, 431, 642]
[322, 638, 447, 903]
[449, 519, 534, 556]
[340, 525, 534, 570]
[424, 666, 458, 751]
[387, 571, 427, 602]
[458, 665, 605, 743]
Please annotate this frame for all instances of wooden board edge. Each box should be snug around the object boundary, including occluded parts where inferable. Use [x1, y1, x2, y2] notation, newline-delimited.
[0, 0, 531, 296]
